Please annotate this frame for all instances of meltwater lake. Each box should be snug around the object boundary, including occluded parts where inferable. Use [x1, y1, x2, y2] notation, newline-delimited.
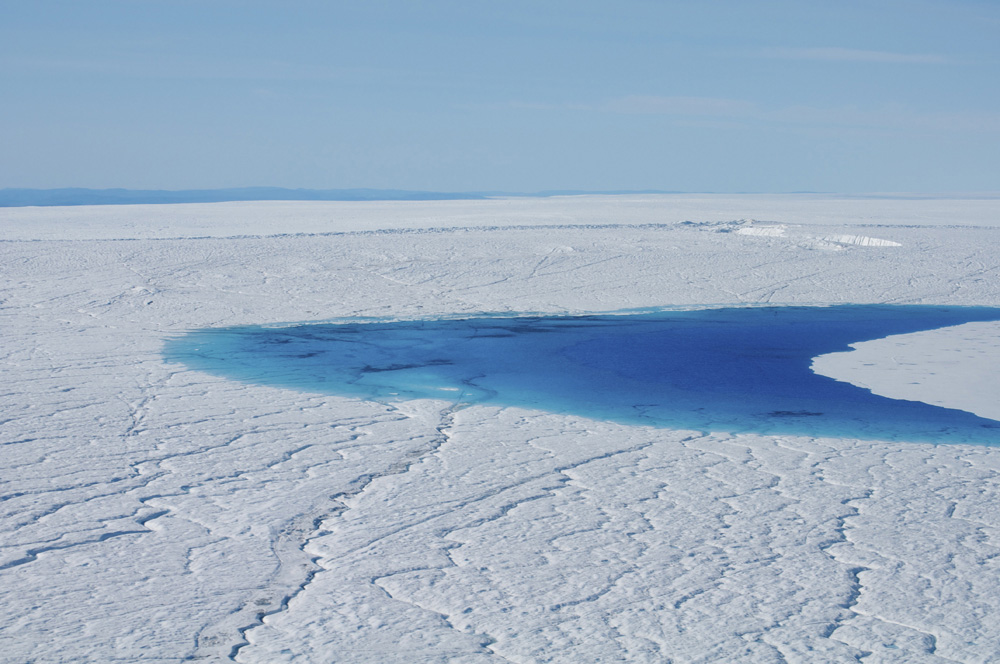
[165, 305, 1000, 445]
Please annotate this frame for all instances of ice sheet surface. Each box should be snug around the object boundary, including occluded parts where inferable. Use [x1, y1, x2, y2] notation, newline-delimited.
[167, 306, 1000, 444]
[4, 196, 1000, 663]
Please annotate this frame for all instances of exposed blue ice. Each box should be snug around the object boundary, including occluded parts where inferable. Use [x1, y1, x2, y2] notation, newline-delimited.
[164, 305, 1000, 445]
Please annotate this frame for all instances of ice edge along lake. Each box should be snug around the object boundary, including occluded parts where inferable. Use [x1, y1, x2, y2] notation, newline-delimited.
[166, 304, 1000, 446]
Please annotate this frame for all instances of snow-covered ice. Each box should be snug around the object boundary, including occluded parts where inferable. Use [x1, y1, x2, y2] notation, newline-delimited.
[814, 321, 1000, 422]
[2, 194, 1000, 663]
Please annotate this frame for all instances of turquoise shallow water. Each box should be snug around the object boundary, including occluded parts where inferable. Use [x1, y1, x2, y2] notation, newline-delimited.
[164, 305, 1000, 445]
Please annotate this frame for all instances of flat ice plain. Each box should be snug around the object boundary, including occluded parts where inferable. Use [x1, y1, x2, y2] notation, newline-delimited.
[3, 194, 1000, 663]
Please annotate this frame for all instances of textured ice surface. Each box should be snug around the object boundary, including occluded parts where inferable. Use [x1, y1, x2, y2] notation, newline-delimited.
[3, 195, 1000, 663]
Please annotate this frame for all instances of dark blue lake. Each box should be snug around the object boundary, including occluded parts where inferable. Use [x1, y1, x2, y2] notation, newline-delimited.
[164, 306, 1000, 445]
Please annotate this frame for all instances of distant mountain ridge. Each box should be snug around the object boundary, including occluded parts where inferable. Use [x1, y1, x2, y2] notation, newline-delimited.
[0, 187, 687, 207]
[0, 187, 496, 207]
[2, 188, 997, 207]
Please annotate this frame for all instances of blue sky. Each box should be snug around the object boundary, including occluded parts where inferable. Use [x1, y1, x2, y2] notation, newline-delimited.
[2, 0, 998, 192]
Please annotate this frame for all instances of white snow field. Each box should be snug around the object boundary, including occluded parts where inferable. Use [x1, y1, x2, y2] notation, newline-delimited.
[2, 194, 1000, 663]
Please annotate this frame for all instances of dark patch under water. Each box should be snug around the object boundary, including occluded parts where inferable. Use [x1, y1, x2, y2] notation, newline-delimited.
[164, 305, 1000, 445]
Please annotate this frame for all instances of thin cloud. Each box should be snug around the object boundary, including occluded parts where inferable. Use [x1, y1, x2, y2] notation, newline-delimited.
[762, 47, 951, 64]
[540, 94, 1000, 134]
[490, 92, 1000, 134]
[602, 95, 757, 117]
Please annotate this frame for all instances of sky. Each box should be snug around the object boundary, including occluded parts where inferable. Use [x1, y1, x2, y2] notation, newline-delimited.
[1, 0, 998, 193]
